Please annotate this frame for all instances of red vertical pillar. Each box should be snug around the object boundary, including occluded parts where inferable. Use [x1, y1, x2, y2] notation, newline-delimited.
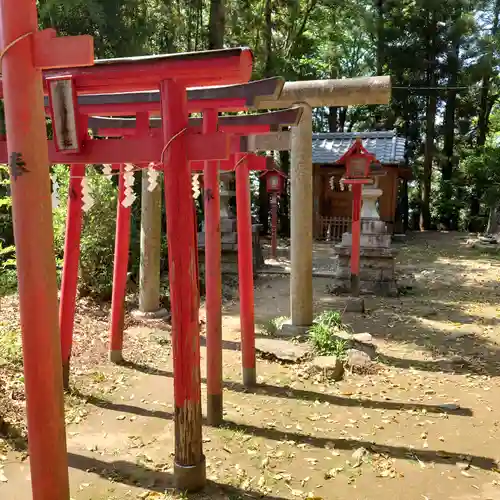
[350, 183, 362, 296]
[235, 154, 256, 387]
[271, 192, 278, 259]
[203, 108, 223, 426]
[0, 2, 70, 499]
[193, 200, 200, 304]
[59, 163, 85, 389]
[160, 79, 205, 491]
[109, 164, 132, 363]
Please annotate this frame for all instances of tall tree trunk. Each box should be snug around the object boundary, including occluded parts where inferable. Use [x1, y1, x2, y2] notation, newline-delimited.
[375, 0, 384, 76]
[263, 0, 272, 75]
[421, 96, 437, 231]
[338, 107, 347, 132]
[420, 8, 437, 231]
[486, 204, 498, 235]
[328, 107, 338, 132]
[374, 0, 384, 128]
[440, 41, 460, 230]
[470, 0, 499, 229]
[208, 0, 225, 49]
[258, 0, 273, 234]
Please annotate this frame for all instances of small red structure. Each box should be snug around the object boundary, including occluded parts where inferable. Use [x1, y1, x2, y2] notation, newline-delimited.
[336, 138, 378, 296]
[261, 168, 287, 259]
[0, 4, 93, 499]
[1, 5, 254, 490]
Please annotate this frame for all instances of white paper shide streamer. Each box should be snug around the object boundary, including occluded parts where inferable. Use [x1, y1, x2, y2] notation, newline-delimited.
[102, 164, 113, 180]
[147, 163, 159, 192]
[81, 176, 94, 212]
[192, 174, 200, 199]
[51, 174, 60, 209]
[122, 163, 136, 208]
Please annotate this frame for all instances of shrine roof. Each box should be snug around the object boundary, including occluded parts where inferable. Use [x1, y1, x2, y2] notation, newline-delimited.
[312, 131, 406, 166]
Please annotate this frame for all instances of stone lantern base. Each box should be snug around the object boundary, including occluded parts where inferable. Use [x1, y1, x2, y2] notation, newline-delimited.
[331, 219, 398, 296]
[197, 217, 264, 275]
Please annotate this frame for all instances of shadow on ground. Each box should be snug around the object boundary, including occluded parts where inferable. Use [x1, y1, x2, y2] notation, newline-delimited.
[68, 452, 289, 499]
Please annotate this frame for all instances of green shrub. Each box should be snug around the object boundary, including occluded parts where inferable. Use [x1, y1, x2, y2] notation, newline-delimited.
[313, 310, 343, 329]
[0, 325, 23, 367]
[0, 242, 17, 297]
[309, 323, 348, 357]
[309, 310, 348, 357]
[53, 165, 119, 300]
[262, 315, 288, 335]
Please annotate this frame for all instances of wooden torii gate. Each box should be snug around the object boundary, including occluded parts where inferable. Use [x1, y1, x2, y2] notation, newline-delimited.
[88, 107, 303, 427]
[71, 76, 391, 334]
[254, 77, 391, 332]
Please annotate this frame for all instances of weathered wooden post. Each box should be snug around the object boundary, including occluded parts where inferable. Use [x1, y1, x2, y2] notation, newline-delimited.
[202, 107, 223, 425]
[160, 78, 206, 490]
[0, 2, 93, 497]
[138, 168, 165, 316]
[256, 76, 391, 333]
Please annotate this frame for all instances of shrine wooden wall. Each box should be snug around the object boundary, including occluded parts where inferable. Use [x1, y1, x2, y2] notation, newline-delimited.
[313, 164, 400, 239]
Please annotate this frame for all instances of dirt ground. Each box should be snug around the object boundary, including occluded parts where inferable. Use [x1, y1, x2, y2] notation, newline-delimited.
[1, 231, 500, 500]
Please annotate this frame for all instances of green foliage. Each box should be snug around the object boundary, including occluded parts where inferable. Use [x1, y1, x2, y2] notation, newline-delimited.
[309, 324, 348, 358]
[313, 310, 343, 329]
[309, 310, 348, 357]
[0, 325, 23, 367]
[52, 165, 119, 300]
[262, 315, 288, 335]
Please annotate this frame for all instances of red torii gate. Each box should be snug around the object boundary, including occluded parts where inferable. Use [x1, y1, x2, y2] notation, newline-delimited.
[1, 1, 253, 494]
[67, 107, 302, 426]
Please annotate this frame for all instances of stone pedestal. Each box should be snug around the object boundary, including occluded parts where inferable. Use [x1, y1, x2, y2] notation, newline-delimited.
[197, 180, 264, 273]
[332, 184, 398, 296]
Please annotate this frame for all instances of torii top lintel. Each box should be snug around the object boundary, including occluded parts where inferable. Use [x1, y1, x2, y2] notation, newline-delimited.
[88, 107, 303, 136]
[39, 77, 284, 115]
[0, 107, 302, 165]
[255, 76, 392, 109]
[0, 47, 254, 96]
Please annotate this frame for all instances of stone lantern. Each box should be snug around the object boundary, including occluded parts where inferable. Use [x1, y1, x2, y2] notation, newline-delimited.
[332, 137, 398, 297]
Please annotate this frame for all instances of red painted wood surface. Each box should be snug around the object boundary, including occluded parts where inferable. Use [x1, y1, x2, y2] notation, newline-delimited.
[32, 29, 93, 69]
[49, 133, 228, 164]
[59, 164, 85, 380]
[271, 192, 278, 259]
[193, 200, 201, 305]
[0, 136, 275, 166]
[0, 2, 70, 498]
[109, 164, 132, 360]
[161, 79, 203, 451]
[36, 49, 253, 94]
[235, 154, 256, 386]
[203, 108, 223, 424]
[192, 153, 268, 172]
[162, 81, 204, 481]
